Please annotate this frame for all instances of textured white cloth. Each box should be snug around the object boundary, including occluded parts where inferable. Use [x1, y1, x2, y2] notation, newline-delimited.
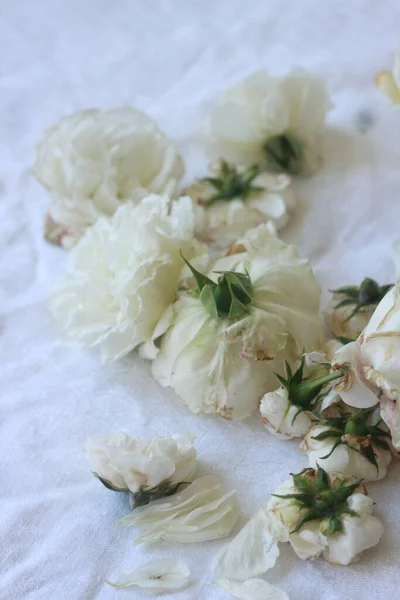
[1, 1, 400, 599]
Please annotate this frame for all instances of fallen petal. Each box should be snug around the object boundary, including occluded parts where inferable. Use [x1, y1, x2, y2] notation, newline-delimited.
[106, 558, 190, 593]
[216, 578, 289, 600]
[212, 510, 280, 581]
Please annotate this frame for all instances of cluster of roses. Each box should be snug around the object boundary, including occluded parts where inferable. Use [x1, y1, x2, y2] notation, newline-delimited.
[33, 50, 400, 599]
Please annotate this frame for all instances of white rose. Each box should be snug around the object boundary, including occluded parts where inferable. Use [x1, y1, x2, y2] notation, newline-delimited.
[106, 558, 190, 592]
[49, 195, 205, 363]
[266, 469, 384, 565]
[85, 432, 196, 497]
[184, 162, 295, 248]
[332, 283, 400, 447]
[33, 108, 184, 248]
[260, 388, 313, 439]
[203, 70, 331, 176]
[152, 225, 322, 420]
[301, 424, 392, 482]
[119, 475, 239, 544]
[376, 48, 400, 105]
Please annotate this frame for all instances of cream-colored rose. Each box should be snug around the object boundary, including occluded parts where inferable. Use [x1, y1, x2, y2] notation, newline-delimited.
[49, 195, 205, 363]
[301, 424, 392, 482]
[106, 559, 190, 592]
[152, 225, 322, 420]
[203, 70, 331, 176]
[260, 388, 313, 439]
[185, 164, 295, 248]
[85, 432, 196, 494]
[332, 283, 400, 447]
[266, 472, 384, 565]
[119, 475, 239, 544]
[376, 48, 400, 105]
[33, 108, 184, 248]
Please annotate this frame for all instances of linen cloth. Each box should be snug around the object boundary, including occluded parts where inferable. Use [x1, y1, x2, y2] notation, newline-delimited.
[1, 1, 400, 598]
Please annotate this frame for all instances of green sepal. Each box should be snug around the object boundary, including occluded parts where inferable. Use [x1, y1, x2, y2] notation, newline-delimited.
[311, 429, 341, 442]
[264, 134, 303, 175]
[320, 516, 343, 537]
[291, 508, 321, 533]
[201, 161, 263, 205]
[92, 472, 127, 492]
[181, 253, 253, 320]
[282, 466, 364, 534]
[132, 481, 188, 509]
[331, 277, 394, 322]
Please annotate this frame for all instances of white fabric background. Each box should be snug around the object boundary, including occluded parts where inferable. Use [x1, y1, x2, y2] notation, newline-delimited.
[1, 1, 400, 599]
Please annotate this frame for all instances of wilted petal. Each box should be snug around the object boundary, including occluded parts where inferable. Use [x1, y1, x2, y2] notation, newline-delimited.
[332, 342, 379, 408]
[106, 558, 190, 593]
[212, 510, 280, 581]
[217, 579, 289, 600]
[119, 476, 239, 544]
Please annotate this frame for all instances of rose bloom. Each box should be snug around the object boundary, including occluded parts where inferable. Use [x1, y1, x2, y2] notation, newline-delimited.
[33, 107, 184, 248]
[184, 164, 295, 248]
[49, 195, 205, 363]
[332, 282, 400, 448]
[152, 225, 322, 420]
[203, 70, 331, 176]
[85, 432, 196, 493]
[266, 472, 384, 565]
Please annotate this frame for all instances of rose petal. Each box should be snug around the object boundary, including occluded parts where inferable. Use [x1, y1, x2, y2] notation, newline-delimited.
[212, 510, 280, 581]
[216, 578, 289, 600]
[106, 558, 190, 593]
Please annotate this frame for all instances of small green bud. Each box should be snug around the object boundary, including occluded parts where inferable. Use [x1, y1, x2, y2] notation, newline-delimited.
[358, 278, 381, 305]
[320, 516, 343, 537]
